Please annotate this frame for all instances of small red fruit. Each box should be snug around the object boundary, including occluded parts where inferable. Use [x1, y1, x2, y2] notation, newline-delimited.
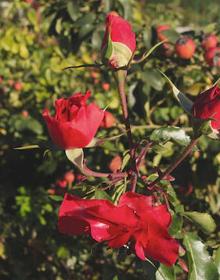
[0, 76, 3, 84]
[108, 155, 122, 173]
[175, 36, 196, 59]
[202, 34, 218, 51]
[14, 82, 23, 91]
[156, 25, 170, 42]
[56, 179, 67, 188]
[102, 82, 110, 91]
[8, 79, 14, 86]
[204, 47, 220, 66]
[101, 111, 116, 128]
[63, 171, 75, 184]
[21, 110, 29, 118]
[156, 25, 174, 56]
[90, 71, 99, 79]
[48, 189, 56, 195]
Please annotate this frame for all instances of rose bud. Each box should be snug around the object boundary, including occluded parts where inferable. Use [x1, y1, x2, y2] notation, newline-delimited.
[204, 47, 220, 66]
[192, 85, 220, 134]
[43, 91, 104, 149]
[175, 36, 196, 59]
[109, 155, 122, 173]
[64, 171, 75, 184]
[101, 111, 116, 128]
[101, 12, 136, 69]
[202, 34, 218, 51]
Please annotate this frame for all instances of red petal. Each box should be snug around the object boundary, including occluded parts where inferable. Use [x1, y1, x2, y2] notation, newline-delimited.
[119, 192, 153, 213]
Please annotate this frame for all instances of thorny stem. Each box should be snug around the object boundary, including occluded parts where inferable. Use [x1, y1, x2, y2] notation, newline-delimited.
[115, 70, 137, 192]
[116, 70, 134, 150]
[136, 141, 152, 171]
[148, 137, 199, 188]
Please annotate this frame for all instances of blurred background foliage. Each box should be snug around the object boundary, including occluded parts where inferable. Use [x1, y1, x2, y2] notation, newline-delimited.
[0, 0, 219, 279]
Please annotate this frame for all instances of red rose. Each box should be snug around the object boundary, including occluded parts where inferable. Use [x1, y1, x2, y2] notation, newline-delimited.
[175, 36, 196, 59]
[192, 85, 220, 132]
[43, 91, 104, 149]
[101, 12, 136, 69]
[58, 192, 179, 266]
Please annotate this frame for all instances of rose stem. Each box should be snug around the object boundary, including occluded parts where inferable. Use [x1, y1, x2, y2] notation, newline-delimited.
[115, 70, 137, 192]
[148, 138, 199, 188]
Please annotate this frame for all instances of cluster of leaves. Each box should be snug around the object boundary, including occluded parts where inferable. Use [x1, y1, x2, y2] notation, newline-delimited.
[0, 0, 219, 279]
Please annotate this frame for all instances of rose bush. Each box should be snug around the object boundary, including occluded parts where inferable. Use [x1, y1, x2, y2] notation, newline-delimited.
[58, 192, 179, 266]
[1, 1, 220, 279]
[43, 91, 104, 149]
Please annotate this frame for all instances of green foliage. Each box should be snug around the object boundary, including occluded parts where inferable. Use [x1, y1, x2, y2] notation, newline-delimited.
[183, 233, 219, 280]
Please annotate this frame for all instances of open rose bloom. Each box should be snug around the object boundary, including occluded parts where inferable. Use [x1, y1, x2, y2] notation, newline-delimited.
[192, 85, 220, 134]
[101, 12, 136, 68]
[59, 192, 179, 266]
[43, 91, 104, 149]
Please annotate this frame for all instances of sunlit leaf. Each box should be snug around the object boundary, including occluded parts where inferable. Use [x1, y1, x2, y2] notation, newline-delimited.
[184, 211, 216, 234]
[183, 233, 218, 280]
[159, 71, 193, 114]
[150, 126, 191, 146]
[65, 148, 84, 171]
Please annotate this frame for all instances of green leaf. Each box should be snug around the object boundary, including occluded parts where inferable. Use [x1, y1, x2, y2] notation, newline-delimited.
[19, 44, 29, 58]
[14, 145, 40, 150]
[169, 213, 183, 237]
[121, 152, 130, 170]
[183, 233, 218, 280]
[67, 2, 79, 21]
[159, 71, 193, 114]
[65, 148, 84, 171]
[143, 69, 165, 91]
[133, 40, 167, 64]
[55, 18, 62, 34]
[153, 142, 174, 157]
[102, 33, 113, 61]
[184, 211, 216, 234]
[150, 126, 191, 146]
[161, 29, 179, 43]
[156, 264, 175, 280]
[49, 195, 63, 202]
[94, 189, 112, 201]
[214, 247, 220, 274]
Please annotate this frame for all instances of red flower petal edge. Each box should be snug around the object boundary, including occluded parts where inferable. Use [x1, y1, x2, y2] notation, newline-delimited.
[58, 192, 179, 266]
